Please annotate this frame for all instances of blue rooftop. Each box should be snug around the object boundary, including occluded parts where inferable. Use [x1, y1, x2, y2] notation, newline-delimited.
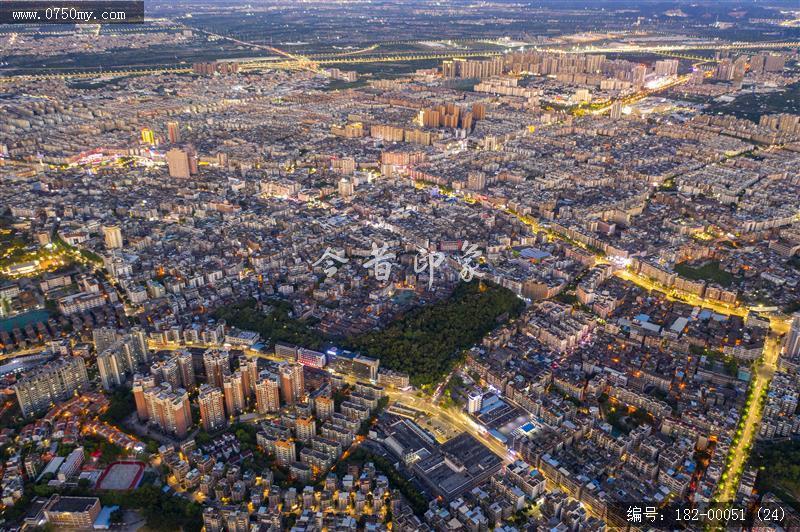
[489, 429, 508, 444]
[93, 505, 119, 529]
[479, 394, 504, 414]
[520, 248, 551, 260]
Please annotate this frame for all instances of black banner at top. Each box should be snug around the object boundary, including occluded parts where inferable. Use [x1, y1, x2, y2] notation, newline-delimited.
[0, 1, 145, 24]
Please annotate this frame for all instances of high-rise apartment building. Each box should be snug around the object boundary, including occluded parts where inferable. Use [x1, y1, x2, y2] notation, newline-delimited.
[144, 383, 192, 439]
[441, 56, 503, 79]
[203, 349, 230, 389]
[764, 53, 786, 73]
[632, 64, 647, 88]
[223, 371, 247, 418]
[295, 416, 316, 442]
[198, 384, 226, 432]
[274, 439, 296, 466]
[141, 127, 155, 146]
[786, 312, 800, 358]
[102, 225, 123, 249]
[93, 329, 150, 390]
[467, 171, 486, 191]
[14, 357, 90, 417]
[132, 373, 156, 421]
[238, 355, 258, 400]
[187, 147, 199, 174]
[166, 148, 191, 178]
[714, 58, 746, 81]
[92, 327, 119, 354]
[467, 391, 483, 414]
[654, 59, 679, 77]
[279, 362, 304, 405]
[192, 61, 239, 76]
[314, 395, 334, 420]
[255, 371, 281, 414]
[99, 329, 148, 368]
[176, 349, 196, 390]
[338, 177, 355, 198]
[610, 100, 623, 120]
[128, 327, 149, 364]
[167, 121, 180, 143]
[151, 358, 181, 389]
[97, 349, 125, 390]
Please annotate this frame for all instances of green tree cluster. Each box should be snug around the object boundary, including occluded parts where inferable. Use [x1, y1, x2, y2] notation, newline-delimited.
[751, 440, 800, 511]
[95, 485, 203, 531]
[674, 260, 734, 287]
[101, 388, 136, 424]
[346, 281, 524, 386]
[4, 482, 201, 530]
[213, 298, 323, 349]
[82, 434, 124, 465]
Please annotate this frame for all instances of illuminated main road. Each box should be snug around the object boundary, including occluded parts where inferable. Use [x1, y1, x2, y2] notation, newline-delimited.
[714, 318, 789, 503]
[502, 207, 748, 317]
[384, 387, 513, 461]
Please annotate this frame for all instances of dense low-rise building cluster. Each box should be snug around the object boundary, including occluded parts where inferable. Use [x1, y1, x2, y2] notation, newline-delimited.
[1, 7, 799, 529]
